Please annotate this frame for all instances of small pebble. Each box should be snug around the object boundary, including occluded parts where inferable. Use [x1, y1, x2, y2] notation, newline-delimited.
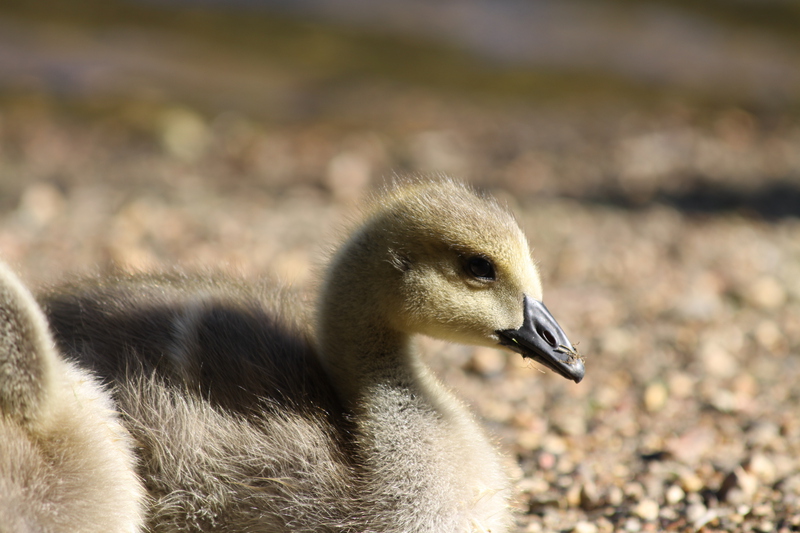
[744, 276, 787, 310]
[579, 481, 601, 510]
[566, 484, 582, 507]
[692, 508, 719, 530]
[752, 503, 773, 517]
[159, 106, 210, 161]
[754, 320, 783, 350]
[700, 341, 739, 379]
[607, 486, 624, 506]
[325, 151, 372, 202]
[747, 453, 777, 484]
[633, 498, 660, 521]
[524, 521, 543, 533]
[719, 466, 758, 504]
[757, 521, 775, 532]
[736, 504, 751, 516]
[538, 452, 556, 471]
[540, 435, 567, 455]
[665, 484, 685, 505]
[624, 517, 642, 532]
[595, 517, 613, 533]
[467, 347, 507, 377]
[680, 471, 705, 493]
[686, 502, 708, 524]
[18, 182, 65, 227]
[659, 507, 678, 521]
[644, 382, 668, 412]
[623, 482, 645, 500]
[747, 421, 780, 448]
[667, 372, 694, 398]
[572, 521, 598, 533]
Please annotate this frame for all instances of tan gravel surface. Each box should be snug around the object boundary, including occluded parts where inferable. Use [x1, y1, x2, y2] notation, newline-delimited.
[1, 96, 799, 532]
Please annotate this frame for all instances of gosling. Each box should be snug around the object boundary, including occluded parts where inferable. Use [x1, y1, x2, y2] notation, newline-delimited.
[40, 179, 584, 532]
[0, 262, 144, 532]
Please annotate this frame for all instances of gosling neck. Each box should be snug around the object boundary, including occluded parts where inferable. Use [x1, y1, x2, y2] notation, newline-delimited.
[316, 237, 418, 405]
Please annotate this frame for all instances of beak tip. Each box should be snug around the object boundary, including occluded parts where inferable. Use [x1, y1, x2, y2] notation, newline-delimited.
[571, 362, 585, 383]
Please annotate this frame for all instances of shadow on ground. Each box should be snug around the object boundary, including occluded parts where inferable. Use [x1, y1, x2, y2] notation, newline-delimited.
[577, 179, 800, 220]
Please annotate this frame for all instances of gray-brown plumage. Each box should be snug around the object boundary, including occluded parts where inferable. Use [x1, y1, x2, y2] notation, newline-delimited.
[40, 179, 584, 532]
[0, 262, 144, 533]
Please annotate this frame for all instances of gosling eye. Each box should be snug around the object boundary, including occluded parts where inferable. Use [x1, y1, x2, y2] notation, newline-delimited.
[466, 256, 496, 281]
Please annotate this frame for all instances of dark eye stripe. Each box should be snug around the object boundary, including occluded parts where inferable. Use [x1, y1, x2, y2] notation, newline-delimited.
[466, 256, 496, 281]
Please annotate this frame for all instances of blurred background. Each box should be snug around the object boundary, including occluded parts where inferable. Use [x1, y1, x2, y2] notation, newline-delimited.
[0, 1, 799, 531]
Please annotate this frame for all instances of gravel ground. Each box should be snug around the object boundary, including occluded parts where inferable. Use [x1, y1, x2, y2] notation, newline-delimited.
[1, 94, 799, 532]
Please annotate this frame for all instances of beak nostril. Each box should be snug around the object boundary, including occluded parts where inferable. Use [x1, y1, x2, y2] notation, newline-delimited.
[537, 326, 557, 348]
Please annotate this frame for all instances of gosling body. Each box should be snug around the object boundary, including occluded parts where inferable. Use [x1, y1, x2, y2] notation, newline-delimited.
[41, 180, 584, 532]
[0, 263, 144, 533]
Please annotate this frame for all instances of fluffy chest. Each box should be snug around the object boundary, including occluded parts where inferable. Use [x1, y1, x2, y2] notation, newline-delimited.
[356, 383, 512, 532]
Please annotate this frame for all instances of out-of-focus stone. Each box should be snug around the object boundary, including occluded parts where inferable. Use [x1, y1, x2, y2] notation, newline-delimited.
[744, 276, 787, 310]
[732, 373, 758, 403]
[556, 457, 575, 475]
[481, 399, 513, 423]
[408, 130, 466, 175]
[677, 273, 724, 320]
[623, 517, 641, 532]
[524, 520, 544, 533]
[552, 409, 587, 437]
[719, 466, 758, 504]
[18, 182, 64, 227]
[679, 471, 705, 493]
[659, 507, 678, 521]
[467, 347, 508, 377]
[686, 502, 707, 524]
[710, 389, 738, 413]
[668, 372, 694, 399]
[517, 476, 549, 495]
[594, 385, 621, 408]
[623, 482, 644, 500]
[644, 382, 668, 412]
[517, 430, 542, 451]
[607, 485, 624, 506]
[573, 521, 598, 533]
[527, 490, 561, 511]
[730, 508, 746, 524]
[566, 484, 582, 507]
[579, 481, 601, 510]
[159, 107, 210, 161]
[665, 484, 685, 505]
[691, 508, 719, 530]
[752, 503, 774, 517]
[538, 452, 556, 471]
[747, 453, 777, 484]
[700, 340, 739, 379]
[541, 435, 567, 455]
[669, 428, 715, 465]
[778, 472, 800, 496]
[633, 499, 659, 521]
[616, 131, 685, 182]
[595, 517, 614, 533]
[747, 421, 780, 448]
[600, 327, 633, 357]
[325, 151, 372, 202]
[754, 320, 784, 351]
[612, 463, 630, 478]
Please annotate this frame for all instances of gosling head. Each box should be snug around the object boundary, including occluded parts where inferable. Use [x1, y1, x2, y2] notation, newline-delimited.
[326, 179, 584, 383]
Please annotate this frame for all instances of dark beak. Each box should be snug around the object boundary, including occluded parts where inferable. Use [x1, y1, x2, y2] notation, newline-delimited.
[496, 296, 585, 383]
